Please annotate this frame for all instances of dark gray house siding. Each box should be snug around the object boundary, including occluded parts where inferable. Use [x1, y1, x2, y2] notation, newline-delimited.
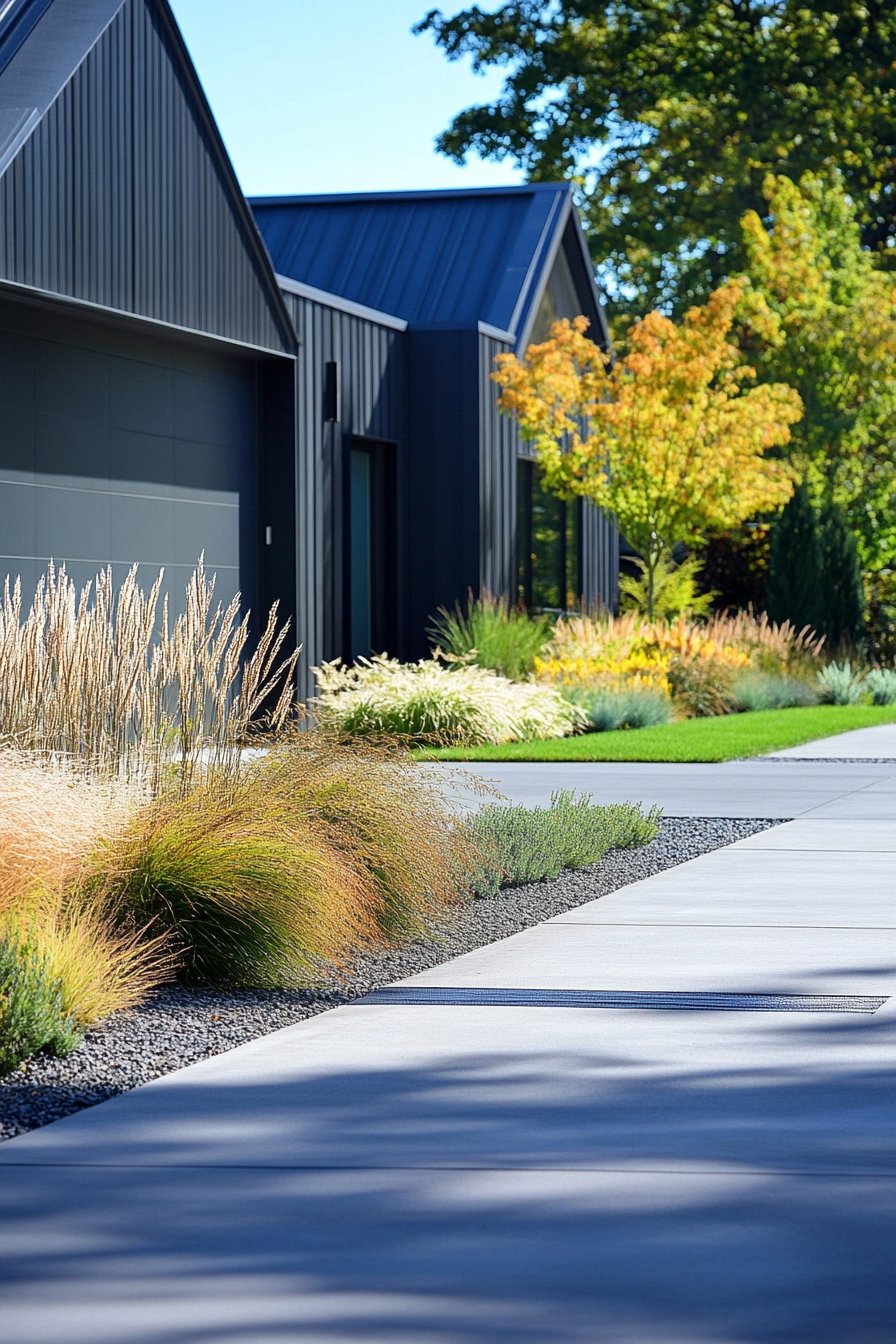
[0, 0, 292, 353]
[479, 325, 518, 602]
[279, 280, 407, 701]
[0, 0, 298, 632]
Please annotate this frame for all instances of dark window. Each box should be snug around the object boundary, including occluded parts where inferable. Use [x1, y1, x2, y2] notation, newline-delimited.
[517, 459, 581, 612]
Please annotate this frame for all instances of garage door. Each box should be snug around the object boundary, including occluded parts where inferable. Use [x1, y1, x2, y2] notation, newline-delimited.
[0, 297, 258, 614]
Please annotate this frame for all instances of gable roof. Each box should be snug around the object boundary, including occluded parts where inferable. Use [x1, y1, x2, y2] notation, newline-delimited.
[0, 0, 295, 354]
[251, 184, 608, 351]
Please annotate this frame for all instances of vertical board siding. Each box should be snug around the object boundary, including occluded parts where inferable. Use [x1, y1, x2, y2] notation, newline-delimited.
[582, 500, 619, 611]
[284, 290, 407, 704]
[0, 0, 290, 352]
[478, 329, 517, 598]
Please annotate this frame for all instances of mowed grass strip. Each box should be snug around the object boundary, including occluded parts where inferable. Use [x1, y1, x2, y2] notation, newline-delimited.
[415, 705, 896, 764]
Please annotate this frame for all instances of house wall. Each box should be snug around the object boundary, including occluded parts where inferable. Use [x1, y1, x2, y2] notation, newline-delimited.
[478, 328, 518, 600]
[282, 287, 407, 701]
[0, 291, 269, 615]
[405, 327, 481, 657]
[0, 0, 291, 353]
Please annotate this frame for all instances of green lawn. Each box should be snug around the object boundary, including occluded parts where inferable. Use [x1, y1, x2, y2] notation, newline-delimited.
[415, 704, 896, 764]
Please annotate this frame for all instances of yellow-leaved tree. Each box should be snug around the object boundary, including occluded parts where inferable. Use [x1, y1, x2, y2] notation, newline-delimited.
[494, 281, 803, 616]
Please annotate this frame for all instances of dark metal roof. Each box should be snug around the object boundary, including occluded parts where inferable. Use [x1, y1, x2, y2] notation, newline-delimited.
[252, 185, 608, 349]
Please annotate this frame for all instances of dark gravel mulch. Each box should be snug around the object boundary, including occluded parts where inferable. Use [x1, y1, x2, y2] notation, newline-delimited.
[0, 815, 777, 1141]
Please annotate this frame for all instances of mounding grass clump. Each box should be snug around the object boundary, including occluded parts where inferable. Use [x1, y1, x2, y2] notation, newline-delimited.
[0, 928, 81, 1076]
[564, 686, 673, 732]
[315, 654, 581, 745]
[731, 671, 818, 712]
[252, 737, 479, 941]
[87, 736, 481, 988]
[0, 752, 173, 1074]
[429, 590, 553, 681]
[85, 776, 377, 988]
[465, 790, 661, 897]
[417, 704, 896, 763]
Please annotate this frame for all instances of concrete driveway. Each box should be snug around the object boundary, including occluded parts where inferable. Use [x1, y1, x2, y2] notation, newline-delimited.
[1, 729, 894, 1342]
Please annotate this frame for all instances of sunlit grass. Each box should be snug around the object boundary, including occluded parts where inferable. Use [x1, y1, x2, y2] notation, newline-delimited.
[415, 705, 896, 763]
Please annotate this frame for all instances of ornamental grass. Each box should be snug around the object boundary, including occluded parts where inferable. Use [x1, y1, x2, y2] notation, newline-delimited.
[0, 557, 300, 793]
[0, 753, 173, 1074]
[315, 654, 582, 744]
[536, 609, 824, 717]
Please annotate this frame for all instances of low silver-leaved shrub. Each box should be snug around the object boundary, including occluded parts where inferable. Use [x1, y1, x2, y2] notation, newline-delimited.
[314, 655, 583, 745]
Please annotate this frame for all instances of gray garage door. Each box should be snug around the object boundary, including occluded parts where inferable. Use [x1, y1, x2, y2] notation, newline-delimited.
[0, 297, 258, 615]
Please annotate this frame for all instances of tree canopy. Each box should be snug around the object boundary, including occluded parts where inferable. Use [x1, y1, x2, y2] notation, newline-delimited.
[416, 0, 896, 314]
[493, 281, 802, 614]
[738, 172, 896, 573]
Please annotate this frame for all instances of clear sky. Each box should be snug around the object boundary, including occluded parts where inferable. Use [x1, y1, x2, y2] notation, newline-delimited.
[169, 0, 526, 197]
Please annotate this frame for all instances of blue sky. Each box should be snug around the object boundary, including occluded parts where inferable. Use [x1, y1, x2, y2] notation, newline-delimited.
[170, 0, 526, 196]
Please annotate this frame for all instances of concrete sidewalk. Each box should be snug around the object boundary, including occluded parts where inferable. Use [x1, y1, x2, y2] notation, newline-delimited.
[1, 736, 895, 1342]
[431, 723, 896, 817]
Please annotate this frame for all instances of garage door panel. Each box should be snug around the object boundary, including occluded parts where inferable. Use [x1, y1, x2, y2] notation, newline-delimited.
[0, 404, 37, 476]
[173, 500, 239, 569]
[0, 330, 37, 409]
[110, 495, 175, 569]
[109, 359, 174, 437]
[173, 438, 245, 497]
[35, 485, 111, 565]
[0, 302, 258, 613]
[172, 366, 255, 451]
[0, 480, 36, 559]
[111, 429, 175, 497]
[36, 413, 111, 489]
[39, 343, 109, 422]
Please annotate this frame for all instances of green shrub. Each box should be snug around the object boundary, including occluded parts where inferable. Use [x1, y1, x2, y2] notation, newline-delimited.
[768, 481, 823, 632]
[563, 687, 673, 732]
[731, 672, 818, 712]
[315, 655, 583, 745]
[0, 929, 81, 1076]
[619, 553, 715, 619]
[865, 668, 896, 706]
[429, 590, 552, 681]
[464, 791, 661, 898]
[818, 500, 865, 651]
[816, 660, 866, 705]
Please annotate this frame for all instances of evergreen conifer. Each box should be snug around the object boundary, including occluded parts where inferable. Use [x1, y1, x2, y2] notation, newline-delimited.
[767, 482, 823, 631]
[818, 500, 865, 650]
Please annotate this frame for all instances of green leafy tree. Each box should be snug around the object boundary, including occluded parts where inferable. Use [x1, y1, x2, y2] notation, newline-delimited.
[739, 173, 896, 576]
[416, 1, 896, 313]
[767, 482, 823, 633]
[493, 283, 801, 616]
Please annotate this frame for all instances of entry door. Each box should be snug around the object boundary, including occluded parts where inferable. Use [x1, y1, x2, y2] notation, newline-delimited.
[346, 440, 396, 660]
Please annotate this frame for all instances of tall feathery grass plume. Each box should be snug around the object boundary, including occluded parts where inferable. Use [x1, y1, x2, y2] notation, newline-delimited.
[0, 557, 301, 791]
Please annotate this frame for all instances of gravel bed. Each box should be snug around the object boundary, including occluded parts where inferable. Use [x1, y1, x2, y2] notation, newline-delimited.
[0, 815, 777, 1141]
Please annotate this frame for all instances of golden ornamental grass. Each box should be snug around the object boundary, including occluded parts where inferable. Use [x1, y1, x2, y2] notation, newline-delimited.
[0, 751, 174, 1026]
[0, 557, 300, 792]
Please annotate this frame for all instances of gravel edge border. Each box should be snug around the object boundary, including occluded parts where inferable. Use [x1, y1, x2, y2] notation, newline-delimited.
[0, 815, 778, 1141]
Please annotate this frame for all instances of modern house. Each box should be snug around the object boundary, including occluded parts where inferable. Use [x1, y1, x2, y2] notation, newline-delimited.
[0, 0, 617, 703]
[253, 188, 618, 677]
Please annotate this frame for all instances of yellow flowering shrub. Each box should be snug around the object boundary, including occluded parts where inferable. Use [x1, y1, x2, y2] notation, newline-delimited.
[535, 610, 822, 717]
